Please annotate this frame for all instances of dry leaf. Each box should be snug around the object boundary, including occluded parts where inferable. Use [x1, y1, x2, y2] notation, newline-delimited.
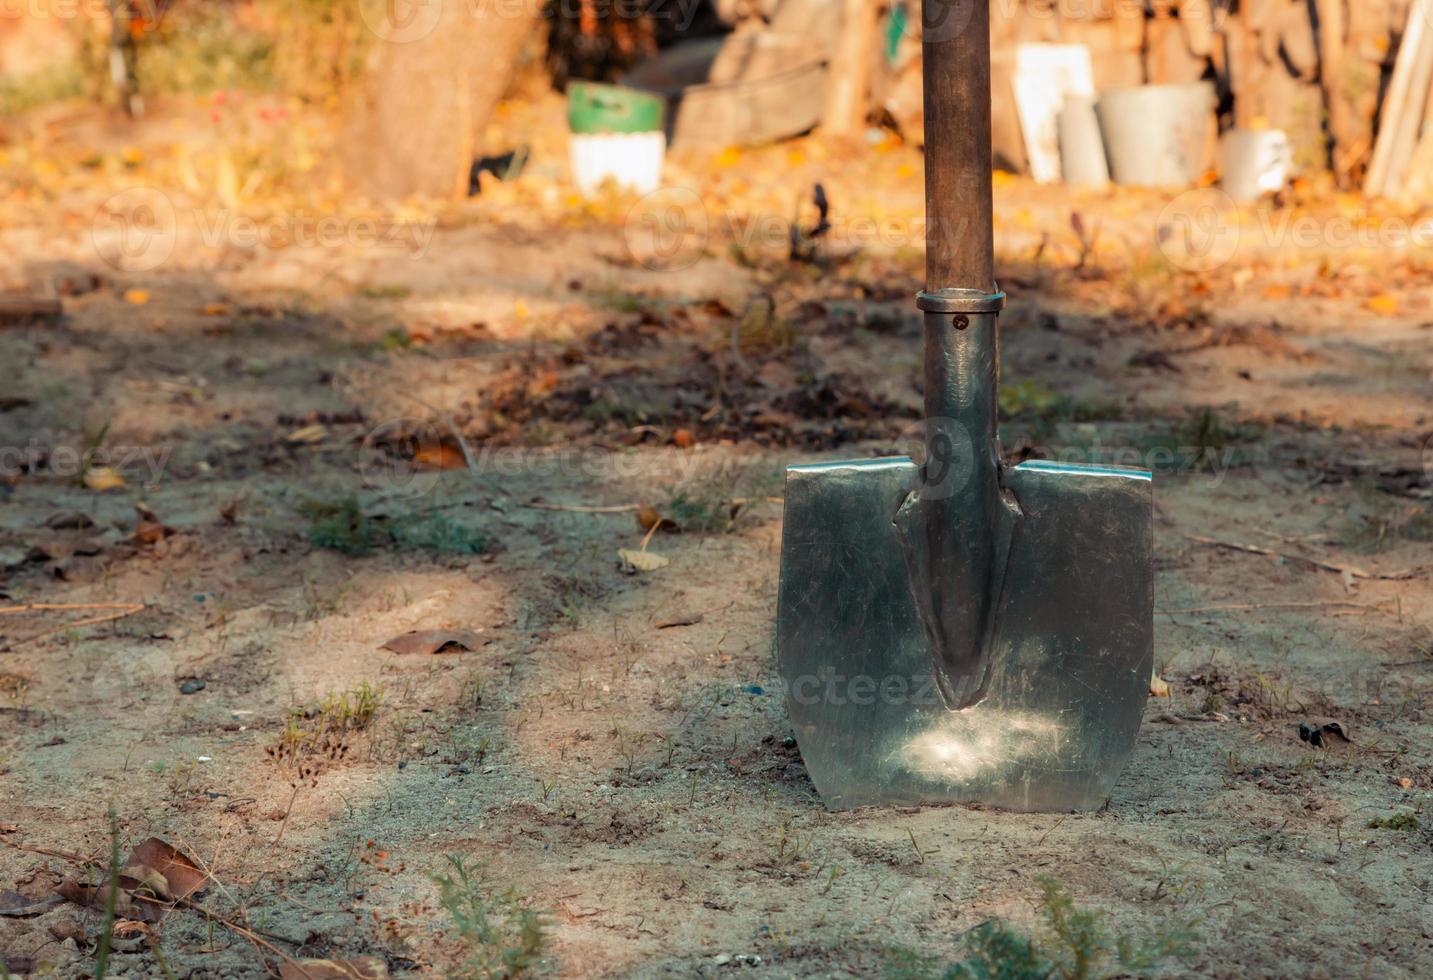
[280, 957, 388, 979]
[1299, 719, 1352, 748]
[49, 919, 86, 943]
[122, 288, 150, 305]
[119, 863, 172, 901]
[380, 629, 484, 655]
[111, 918, 154, 938]
[57, 878, 157, 923]
[56, 837, 207, 924]
[671, 428, 696, 449]
[636, 506, 678, 533]
[411, 439, 467, 470]
[218, 496, 244, 524]
[1149, 674, 1171, 698]
[0, 889, 61, 917]
[1368, 294, 1398, 316]
[125, 838, 207, 901]
[83, 466, 126, 492]
[201, 303, 230, 316]
[286, 424, 328, 445]
[131, 518, 173, 549]
[43, 511, 94, 530]
[618, 548, 668, 573]
[656, 613, 703, 629]
[0, 954, 34, 975]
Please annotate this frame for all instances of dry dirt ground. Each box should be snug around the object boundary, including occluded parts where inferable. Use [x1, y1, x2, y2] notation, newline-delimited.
[1, 97, 1432, 978]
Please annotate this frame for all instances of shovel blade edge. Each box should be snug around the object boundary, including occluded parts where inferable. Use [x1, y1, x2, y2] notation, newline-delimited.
[777, 456, 1153, 811]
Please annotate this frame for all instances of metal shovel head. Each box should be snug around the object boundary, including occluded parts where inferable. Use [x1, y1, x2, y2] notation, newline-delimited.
[777, 456, 1153, 811]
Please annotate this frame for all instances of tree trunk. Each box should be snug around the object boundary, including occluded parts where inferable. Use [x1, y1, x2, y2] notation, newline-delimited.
[1314, 0, 1356, 187]
[341, 0, 537, 201]
[822, 0, 878, 137]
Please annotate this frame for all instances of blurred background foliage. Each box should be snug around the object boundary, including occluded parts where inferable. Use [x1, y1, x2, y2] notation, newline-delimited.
[0, 0, 376, 116]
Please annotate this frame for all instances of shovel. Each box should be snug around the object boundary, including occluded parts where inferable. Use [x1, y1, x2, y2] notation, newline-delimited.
[776, 0, 1153, 811]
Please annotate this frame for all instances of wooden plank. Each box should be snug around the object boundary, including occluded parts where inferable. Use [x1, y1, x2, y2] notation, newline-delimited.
[1402, 120, 1433, 200]
[822, 0, 879, 137]
[1180, 0, 1215, 58]
[1314, 0, 1356, 186]
[1226, 14, 1261, 127]
[1366, 6, 1433, 196]
[1146, 12, 1207, 85]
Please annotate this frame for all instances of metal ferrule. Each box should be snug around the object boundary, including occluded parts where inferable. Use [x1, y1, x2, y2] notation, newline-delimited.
[915, 287, 1006, 315]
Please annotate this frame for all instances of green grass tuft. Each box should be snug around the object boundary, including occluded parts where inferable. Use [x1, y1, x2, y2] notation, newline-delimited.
[887, 876, 1196, 980]
[434, 856, 546, 978]
[299, 496, 489, 557]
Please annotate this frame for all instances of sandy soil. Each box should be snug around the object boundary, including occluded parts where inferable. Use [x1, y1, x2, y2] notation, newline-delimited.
[1, 96, 1432, 978]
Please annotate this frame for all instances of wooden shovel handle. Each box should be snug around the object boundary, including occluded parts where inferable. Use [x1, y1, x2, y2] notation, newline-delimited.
[922, 0, 995, 293]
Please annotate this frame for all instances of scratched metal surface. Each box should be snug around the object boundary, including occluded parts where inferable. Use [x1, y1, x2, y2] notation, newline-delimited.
[776, 457, 1153, 811]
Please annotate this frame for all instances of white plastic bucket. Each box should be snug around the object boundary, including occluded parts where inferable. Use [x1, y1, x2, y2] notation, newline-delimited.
[569, 131, 666, 196]
[1096, 83, 1216, 188]
[1220, 128, 1293, 201]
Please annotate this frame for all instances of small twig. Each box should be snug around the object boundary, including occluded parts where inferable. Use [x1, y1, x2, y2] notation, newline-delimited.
[0, 602, 144, 645]
[1158, 601, 1375, 615]
[1183, 534, 1420, 581]
[1037, 814, 1069, 846]
[523, 501, 643, 514]
[275, 785, 302, 844]
[0, 837, 100, 867]
[0, 602, 143, 616]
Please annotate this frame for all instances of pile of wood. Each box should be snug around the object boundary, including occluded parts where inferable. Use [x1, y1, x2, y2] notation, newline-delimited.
[873, 0, 1431, 196]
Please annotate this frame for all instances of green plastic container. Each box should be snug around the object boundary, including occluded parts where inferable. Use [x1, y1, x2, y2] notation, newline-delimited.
[567, 81, 664, 136]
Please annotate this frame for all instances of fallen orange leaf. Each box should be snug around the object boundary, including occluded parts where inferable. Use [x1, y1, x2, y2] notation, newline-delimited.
[412, 441, 467, 470]
[713, 146, 742, 169]
[83, 466, 126, 492]
[1368, 295, 1398, 316]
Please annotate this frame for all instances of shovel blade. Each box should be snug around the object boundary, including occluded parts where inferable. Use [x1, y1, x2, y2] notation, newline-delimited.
[777, 457, 1153, 811]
